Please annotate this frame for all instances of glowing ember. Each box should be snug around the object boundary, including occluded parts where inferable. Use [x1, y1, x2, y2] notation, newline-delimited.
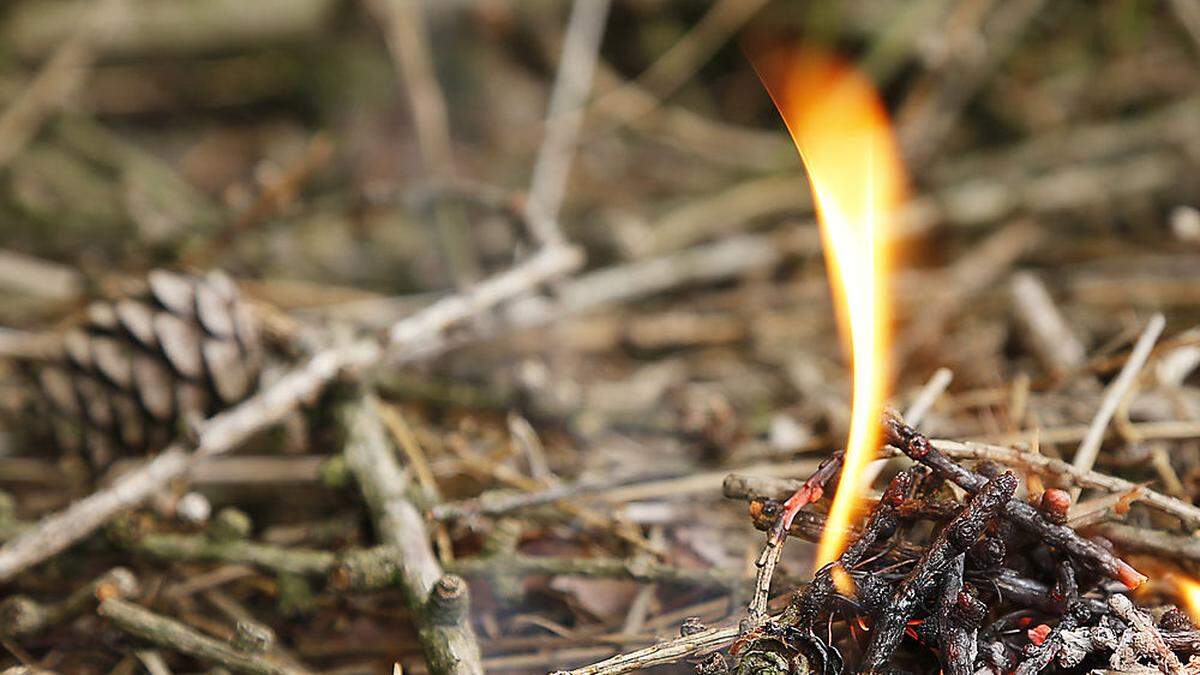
[1173, 574, 1200, 624]
[755, 48, 907, 570]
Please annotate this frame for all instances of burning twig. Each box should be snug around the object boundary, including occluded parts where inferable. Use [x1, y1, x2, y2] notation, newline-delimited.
[783, 467, 921, 665]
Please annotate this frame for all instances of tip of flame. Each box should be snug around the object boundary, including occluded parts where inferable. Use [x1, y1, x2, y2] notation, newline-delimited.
[752, 45, 906, 570]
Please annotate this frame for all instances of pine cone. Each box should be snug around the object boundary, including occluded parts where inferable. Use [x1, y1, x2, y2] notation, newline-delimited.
[29, 269, 262, 468]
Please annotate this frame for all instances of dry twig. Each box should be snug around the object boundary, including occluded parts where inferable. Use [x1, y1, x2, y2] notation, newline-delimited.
[98, 598, 296, 675]
[1070, 313, 1165, 499]
[525, 0, 611, 247]
[337, 394, 482, 675]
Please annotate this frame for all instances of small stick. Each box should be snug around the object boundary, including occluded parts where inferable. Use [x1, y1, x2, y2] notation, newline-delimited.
[860, 471, 1017, 674]
[388, 244, 584, 357]
[337, 545, 741, 591]
[338, 393, 482, 675]
[1070, 313, 1165, 500]
[1, 567, 137, 637]
[744, 452, 845, 622]
[787, 468, 920, 632]
[1168, 0, 1200, 53]
[552, 623, 742, 675]
[1010, 272, 1086, 378]
[524, 0, 611, 247]
[1107, 593, 1183, 673]
[97, 598, 294, 675]
[905, 367, 954, 428]
[433, 476, 619, 521]
[132, 533, 337, 578]
[862, 368, 952, 487]
[935, 556, 983, 675]
[361, 0, 480, 287]
[1093, 522, 1200, 567]
[921, 440, 1200, 528]
[1014, 601, 1091, 675]
[588, 0, 768, 123]
[731, 439, 1200, 529]
[446, 438, 661, 555]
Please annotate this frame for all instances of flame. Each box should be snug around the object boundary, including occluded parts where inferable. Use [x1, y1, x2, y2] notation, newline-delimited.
[1173, 575, 1200, 624]
[755, 48, 907, 569]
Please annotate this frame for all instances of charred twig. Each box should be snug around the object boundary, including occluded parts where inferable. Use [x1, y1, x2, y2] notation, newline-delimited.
[883, 413, 1146, 588]
[748, 468, 922, 672]
[1014, 601, 1091, 675]
[743, 446, 848, 623]
[789, 468, 920, 631]
[935, 556, 984, 675]
[860, 471, 1017, 674]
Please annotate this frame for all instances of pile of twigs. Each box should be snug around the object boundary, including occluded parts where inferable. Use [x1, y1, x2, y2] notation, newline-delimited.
[730, 413, 1177, 674]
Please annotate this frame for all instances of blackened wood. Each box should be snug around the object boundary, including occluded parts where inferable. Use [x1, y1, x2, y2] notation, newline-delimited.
[860, 471, 1017, 674]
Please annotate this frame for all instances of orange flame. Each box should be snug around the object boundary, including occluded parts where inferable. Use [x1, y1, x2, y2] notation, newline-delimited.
[1173, 575, 1200, 624]
[755, 48, 907, 570]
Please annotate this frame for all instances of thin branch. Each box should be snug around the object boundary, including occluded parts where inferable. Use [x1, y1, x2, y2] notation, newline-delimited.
[362, 0, 478, 285]
[362, 0, 453, 180]
[388, 244, 583, 357]
[1, 567, 137, 637]
[726, 438, 1200, 530]
[551, 623, 741, 675]
[904, 367, 953, 428]
[922, 439, 1200, 528]
[338, 394, 482, 675]
[1010, 271, 1086, 377]
[131, 533, 337, 578]
[97, 598, 296, 675]
[1070, 313, 1165, 499]
[1168, 0, 1200, 54]
[525, 0, 611, 247]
